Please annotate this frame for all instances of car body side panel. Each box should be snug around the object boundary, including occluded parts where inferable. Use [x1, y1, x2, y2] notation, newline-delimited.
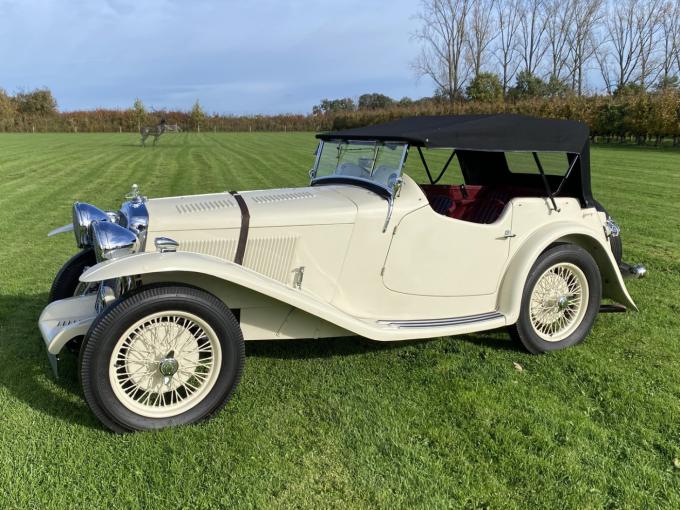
[146, 224, 355, 304]
[382, 205, 512, 297]
[327, 175, 499, 319]
[78, 252, 506, 341]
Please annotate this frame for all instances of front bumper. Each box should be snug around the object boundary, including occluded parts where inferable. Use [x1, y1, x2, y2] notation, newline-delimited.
[38, 294, 98, 376]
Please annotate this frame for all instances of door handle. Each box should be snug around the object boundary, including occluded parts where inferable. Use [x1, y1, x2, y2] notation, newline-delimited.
[501, 229, 516, 239]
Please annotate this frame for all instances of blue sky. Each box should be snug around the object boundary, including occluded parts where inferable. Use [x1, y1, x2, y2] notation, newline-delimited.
[0, 0, 430, 114]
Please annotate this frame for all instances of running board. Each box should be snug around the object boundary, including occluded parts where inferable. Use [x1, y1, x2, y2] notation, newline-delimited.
[377, 311, 503, 329]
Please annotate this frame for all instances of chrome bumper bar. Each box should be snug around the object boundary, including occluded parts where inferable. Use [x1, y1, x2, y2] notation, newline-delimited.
[619, 262, 647, 280]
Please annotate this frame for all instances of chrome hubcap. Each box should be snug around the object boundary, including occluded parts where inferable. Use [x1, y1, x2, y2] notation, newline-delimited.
[556, 295, 569, 310]
[158, 353, 179, 385]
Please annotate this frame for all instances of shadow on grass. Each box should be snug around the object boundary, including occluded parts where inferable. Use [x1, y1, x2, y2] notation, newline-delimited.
[456, 331, 523, 353]
[246, 329, 523, 359]
[0, 293, 102, 430]
[245, 336, 426, 360]
[120, 143, 183, 148]
[0, 292, 521, 428]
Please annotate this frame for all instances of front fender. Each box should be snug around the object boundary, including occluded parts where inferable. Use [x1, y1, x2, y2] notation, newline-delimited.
[80, 251, 510, 342]
[80, 252, 389, 340]
[80, 252, 324, 313]
[497, 222, 637, 324]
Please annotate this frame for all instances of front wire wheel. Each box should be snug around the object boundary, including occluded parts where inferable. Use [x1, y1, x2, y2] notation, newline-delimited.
[110, 311, 222, 419]
[80, 285, 245, 432]
[509, 244, 602, 354]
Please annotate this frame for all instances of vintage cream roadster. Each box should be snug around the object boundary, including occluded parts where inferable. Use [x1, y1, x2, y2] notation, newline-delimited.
[40, 115, 645, 431]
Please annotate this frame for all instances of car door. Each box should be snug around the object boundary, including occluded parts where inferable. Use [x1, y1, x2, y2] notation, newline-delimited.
[382, 206, 512, 297]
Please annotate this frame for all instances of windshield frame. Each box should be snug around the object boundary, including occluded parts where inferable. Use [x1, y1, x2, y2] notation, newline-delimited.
[309, 139, 409, 198]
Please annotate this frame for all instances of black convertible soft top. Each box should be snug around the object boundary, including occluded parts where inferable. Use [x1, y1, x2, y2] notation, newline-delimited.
[317, 114, 594, 207]
[317, 114, 588, 153]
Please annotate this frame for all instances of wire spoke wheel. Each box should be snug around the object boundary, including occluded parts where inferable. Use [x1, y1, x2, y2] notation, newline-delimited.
[529, 262, 589, 342]
[109, 310, 222, 418]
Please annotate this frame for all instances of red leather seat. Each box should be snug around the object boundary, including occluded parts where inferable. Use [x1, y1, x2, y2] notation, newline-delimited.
[420, 184, 537, 224]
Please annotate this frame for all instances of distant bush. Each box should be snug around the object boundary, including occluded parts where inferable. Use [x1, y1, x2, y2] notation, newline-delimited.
[0, 87, 679, 145]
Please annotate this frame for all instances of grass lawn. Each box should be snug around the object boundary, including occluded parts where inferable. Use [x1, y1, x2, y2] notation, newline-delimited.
[0, 132, 678, 509]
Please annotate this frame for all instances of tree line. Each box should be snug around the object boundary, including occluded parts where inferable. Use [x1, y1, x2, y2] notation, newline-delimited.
[0, 88, 678, 145]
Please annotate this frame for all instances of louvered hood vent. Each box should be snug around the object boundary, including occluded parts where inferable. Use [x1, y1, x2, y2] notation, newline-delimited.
[175, 197, 236, 214]
[249, 190, 316, 204]
[145, 186, 357, 231]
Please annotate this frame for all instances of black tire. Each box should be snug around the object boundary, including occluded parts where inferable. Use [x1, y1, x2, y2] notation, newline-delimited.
[508, 244, 602, 354]
[48, 249, 96, 303]
[79, 285, 245, 433]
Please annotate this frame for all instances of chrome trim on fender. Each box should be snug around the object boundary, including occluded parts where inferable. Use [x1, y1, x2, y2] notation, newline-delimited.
[377, 311, 503, 328]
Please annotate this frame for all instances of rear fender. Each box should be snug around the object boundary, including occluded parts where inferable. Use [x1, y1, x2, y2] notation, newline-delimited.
[497, 222, 637, 324]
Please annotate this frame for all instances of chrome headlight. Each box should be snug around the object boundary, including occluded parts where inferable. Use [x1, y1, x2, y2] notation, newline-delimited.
[90, 221, 139, 261]
[72, 202, 109, 247]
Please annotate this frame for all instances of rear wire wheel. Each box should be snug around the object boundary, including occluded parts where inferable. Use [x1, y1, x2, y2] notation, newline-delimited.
[509, 244, 602, 353]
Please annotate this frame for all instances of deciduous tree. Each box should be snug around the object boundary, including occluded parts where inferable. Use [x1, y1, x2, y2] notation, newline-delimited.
[412, 0, 471, 101]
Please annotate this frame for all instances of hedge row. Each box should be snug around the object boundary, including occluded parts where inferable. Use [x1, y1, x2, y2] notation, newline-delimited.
[1, 92, 679, 144]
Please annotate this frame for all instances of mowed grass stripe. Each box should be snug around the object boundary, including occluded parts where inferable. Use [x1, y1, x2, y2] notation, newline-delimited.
[0, 133, 678, 509]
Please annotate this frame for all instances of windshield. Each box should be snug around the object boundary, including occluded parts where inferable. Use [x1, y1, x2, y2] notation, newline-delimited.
[311, 140, 408, 193]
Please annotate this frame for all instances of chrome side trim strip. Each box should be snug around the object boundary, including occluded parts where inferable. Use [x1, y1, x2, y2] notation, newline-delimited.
[377, 311, 503, 329]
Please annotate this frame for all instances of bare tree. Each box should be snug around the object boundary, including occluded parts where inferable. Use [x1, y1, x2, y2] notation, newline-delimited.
[518, 0, 549, 74]
[544, 0, 575, 80]
[466, 0, 498, 77]
[567, 0, 604, 95]
[636, 0, 664, 89]
[597, 0, 640, 92]
[659, 2, 680, 84]
[494, 0, 522, 94]
[412, 0, 472, 100]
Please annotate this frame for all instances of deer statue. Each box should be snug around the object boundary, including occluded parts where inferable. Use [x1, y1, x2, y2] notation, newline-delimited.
[164, 123, 182, 133]
[140, 119, 168, 147]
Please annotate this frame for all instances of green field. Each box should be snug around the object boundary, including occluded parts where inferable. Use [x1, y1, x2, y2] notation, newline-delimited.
[0, 132, 678, 509]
